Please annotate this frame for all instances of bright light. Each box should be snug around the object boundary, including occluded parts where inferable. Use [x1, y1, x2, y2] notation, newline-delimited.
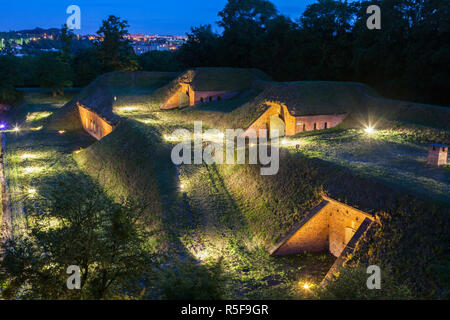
[58, 130, 66, 134]
[27, 188, 37, 195]
[180, 184, 185, 190]
[0, 124, 5, 129]
[13, 126, 20, 132]
[32, 126, 43, 131]
[303, 284, 310, 289]
[73, 149, 83, 154]
[24, 167, 37, 174]
[282, 139, 288, 146]
[21, 153, 36, 160]
[364, 126, 375, 134]
[120, 106, 136, 112]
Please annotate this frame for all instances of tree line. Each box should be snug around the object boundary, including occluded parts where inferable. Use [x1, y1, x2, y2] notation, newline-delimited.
[0, 0, 448, 106]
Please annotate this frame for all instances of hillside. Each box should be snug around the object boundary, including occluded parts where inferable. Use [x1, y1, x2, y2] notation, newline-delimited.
[41, 70, 449, 298]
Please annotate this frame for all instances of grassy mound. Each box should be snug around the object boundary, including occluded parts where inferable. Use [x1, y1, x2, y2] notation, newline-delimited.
[163, 80, 450, 132]
[73, 119, 177, 215]
[212, 151, 449, 298]
[152, 67, 271, 106]
[46, 71, 179, 132]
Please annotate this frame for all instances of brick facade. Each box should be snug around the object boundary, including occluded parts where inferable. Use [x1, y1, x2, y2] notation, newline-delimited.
[244, 102, 347, 137]
[161, 83, 238, 109]
[270, 196, 374, 258]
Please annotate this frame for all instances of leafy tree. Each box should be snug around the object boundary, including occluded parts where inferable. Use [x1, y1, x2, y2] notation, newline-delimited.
[178, 25, 220, 68]
[72, 48, 104, 87]
[0, 173, 155, 299]
[60, 24, 75, 63]
[35, 54, 73, 96]
[96, 15, 139, 73]
[138, 50, 181, 72]
[0, 55, 24, 103]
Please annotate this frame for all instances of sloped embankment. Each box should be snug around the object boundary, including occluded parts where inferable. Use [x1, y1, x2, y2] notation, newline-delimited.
[45, 75, 115, 132]
[73, 119, 178, 229]
[213, 151, 449, 297]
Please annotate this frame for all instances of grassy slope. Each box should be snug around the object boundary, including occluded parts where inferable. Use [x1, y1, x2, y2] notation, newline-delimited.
[165, 80, 450, 131]
[151, 67, 271, 107]
[43, 70, 449, 298]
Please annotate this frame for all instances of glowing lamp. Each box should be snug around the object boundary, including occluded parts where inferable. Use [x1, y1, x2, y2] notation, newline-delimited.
[364, 126, 375, 134]
[303, 284, 310, 289]
[0, 124, 5, 129]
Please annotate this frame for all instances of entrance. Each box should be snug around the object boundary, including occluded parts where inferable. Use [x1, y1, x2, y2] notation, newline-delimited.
[178, 91, 190, 107]
[269, 115, 285, 139]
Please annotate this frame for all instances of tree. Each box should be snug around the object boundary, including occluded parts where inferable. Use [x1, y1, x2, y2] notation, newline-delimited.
[72, 48, 104, 87]
[0, 173, 154, 299]
[35, 53, 73, 96]
[217, 0, 278, 67]
[0, 55, 24, 103]
[60, 24, 75, 63]
[138, 50, 181, 72]
[96, 15, 139, 73]
[178, 25, 220, 68]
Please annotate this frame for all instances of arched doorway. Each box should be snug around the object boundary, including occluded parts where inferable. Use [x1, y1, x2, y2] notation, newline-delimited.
[269, 114, 285, 139]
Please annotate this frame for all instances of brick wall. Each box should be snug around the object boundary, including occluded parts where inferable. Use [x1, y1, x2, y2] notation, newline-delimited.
[271, 197, 373, 258]
[78, 104, 115, 140]
[294, 114, 348, 134]
[243, 102, 348, 137]
[194, 91, 239, 104]
[428, 146, 448, 166]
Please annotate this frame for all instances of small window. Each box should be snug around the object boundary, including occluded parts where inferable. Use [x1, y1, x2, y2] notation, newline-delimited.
[303, 124, 306, 132]
[324, 122, 328, 129]
[314, 123, 317, 130]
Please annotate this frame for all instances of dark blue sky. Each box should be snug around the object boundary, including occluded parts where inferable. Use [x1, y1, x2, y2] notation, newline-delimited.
[0, 0, 318, 35]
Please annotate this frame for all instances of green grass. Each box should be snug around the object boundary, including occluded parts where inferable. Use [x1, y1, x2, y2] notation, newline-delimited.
[33, 70, 450, 298]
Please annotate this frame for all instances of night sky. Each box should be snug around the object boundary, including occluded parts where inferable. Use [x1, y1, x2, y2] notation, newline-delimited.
[0, 0, 318, 35]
